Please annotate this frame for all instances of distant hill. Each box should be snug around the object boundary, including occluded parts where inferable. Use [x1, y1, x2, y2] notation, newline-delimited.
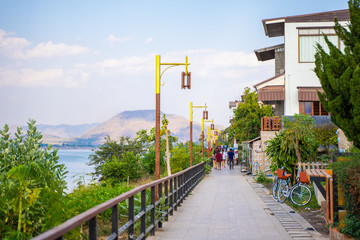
[81, 110, 203, 144]
[10, 110, 223, 148]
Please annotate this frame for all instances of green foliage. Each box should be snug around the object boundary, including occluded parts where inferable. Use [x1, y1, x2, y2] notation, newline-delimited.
[229, 87, 273, 142]
[88, 135, 146, 180]
[170, 142, 204, 174]
[314, 0, 360, 149]
[141, 149, 165, 175]
[64, 182, 133, 220]
[255, 171, 272, 183]
[102, 152, 143, 183]
[204, 163, 212, 174]
[333, 154, 360, 239]
[313, 123, 338, 154]
[266, 114, 319, 173]
[0, 120, 67, 239]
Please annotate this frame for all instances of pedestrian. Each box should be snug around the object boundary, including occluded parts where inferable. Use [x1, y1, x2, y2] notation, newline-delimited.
[227, 148, 235, 170]
[212, 147, 217, 169]
[215, 150, 222, 170]
[222, 149, 227, 168]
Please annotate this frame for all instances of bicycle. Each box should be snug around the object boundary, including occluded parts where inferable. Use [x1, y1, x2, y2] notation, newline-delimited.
[272, 167, 290, 200]
[277, 169, 312, 206]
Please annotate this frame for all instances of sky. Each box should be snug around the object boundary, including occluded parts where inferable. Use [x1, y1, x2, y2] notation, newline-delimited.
[0, 0, 348, 128]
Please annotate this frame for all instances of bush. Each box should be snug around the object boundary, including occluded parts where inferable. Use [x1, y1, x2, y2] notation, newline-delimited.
[333, 155, 360, 239]
[255, 171, 272, 184]
[102, 152, 143, 183]
[0, 120, 67, 239]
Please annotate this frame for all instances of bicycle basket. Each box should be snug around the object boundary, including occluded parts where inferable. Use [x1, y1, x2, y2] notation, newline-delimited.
[299, 171, 310, 184]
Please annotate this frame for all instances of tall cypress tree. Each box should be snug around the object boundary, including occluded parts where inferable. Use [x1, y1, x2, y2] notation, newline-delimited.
[314, 0, 360, 148]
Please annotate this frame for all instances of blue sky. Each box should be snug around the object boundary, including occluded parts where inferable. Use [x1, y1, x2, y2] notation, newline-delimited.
[0, 0, 348, 128]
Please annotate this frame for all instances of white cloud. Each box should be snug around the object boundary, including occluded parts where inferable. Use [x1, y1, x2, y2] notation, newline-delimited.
[24, 41, 89, 59]
[0, 29, 89, 59]
[145, 37, 153, 44]
[0, 67, 89, 88]
[106, 34, 131, 46]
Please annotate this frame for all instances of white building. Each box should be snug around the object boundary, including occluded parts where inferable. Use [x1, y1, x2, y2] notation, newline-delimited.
[254, 9, 350, 116]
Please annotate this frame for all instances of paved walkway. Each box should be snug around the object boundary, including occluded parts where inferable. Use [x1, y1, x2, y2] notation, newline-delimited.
[148, 165, 328, 240]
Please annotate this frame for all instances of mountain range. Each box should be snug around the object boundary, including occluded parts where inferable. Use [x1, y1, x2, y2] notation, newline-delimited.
[13, 110, 216, 148]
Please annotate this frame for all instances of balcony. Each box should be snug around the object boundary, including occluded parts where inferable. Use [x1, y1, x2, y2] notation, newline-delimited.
[261, 116, 282, 131]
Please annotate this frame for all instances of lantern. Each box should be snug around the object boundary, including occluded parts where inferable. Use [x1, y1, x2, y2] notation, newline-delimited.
[181, 72, 191, 89]
[203, 111, 208, 120]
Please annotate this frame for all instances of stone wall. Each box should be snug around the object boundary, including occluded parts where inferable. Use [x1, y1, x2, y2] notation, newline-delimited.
[251, 131, 279, 174]
[337, 129, 352, 151]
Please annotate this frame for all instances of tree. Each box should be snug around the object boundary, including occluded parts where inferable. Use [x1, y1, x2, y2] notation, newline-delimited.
[88, 135, 145, 180]
[265, 114, 319, 173]
[313, 123, 338, 155]
[0, 120, 67, 238]
[229, 87, 273, 142]
[161, 114, 171, 176]
[314, 0, 360, 148]
[282, 114, 318, 163]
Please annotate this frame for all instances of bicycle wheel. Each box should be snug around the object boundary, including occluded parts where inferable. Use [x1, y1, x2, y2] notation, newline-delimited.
[272, 178, 278, 200]
[277, 180, 289, 203]
[290, 184, 311, 206]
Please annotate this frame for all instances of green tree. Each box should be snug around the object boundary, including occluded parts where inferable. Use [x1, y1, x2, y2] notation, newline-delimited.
[313, 123, 338, 155]
[265, 114, 319, 173]
[102, 152, 142, 183]
[314, 0, 360, 148]
[88, 135, 145, 180]
[229, 87, 273, 142]
[0, 120, 67, 239]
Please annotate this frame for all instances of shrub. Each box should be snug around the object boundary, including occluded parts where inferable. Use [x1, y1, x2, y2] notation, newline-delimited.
[333, 155, 360, 239]
[102, 152, 143, 183]
[0, 120, 67, 239]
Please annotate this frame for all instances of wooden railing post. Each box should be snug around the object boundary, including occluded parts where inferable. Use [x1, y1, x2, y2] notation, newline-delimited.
[169, 178, 173, 216]
[128, 196, 134, 240]
[111, 204, 119, 239]
[150, 186, 155, 236]
[158, 182, 163, 228]
[140, 190, 146, 237]
[89, 216, 97, 240]
[164, 180, 169, 221]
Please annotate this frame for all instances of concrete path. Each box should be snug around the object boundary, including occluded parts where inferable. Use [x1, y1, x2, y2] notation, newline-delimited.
[148, 165, 328, 240]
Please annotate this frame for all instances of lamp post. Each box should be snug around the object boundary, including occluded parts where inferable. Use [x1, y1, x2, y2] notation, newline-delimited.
[189, 102, 207, 166]
[155, 55, 190, 181]
[204, 119, 214, 157]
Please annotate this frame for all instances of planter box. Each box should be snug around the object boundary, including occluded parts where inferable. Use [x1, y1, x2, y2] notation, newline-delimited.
[330, 227, 355, 240]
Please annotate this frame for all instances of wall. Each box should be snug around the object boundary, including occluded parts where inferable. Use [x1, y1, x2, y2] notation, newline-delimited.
[284, 21, 349, 116]
[251, 131, 279, 174]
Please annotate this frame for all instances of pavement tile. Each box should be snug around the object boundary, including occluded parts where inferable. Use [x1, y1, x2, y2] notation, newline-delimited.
[147, 166, 324, 240]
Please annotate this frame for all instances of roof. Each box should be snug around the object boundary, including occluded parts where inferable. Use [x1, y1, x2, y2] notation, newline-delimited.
[263, 9, 349, 37]
[254, 73, 285, 89]
[248, 136, 261, 143]
[254, 44, 284, 61]
[297, 87, 324, 101]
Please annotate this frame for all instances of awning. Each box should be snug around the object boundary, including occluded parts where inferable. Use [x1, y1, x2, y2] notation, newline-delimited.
[298, 87, 324, 101]
[258, 85, 285, 101]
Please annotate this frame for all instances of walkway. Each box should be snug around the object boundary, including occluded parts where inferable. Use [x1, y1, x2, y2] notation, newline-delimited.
[148, 165, 328, 240]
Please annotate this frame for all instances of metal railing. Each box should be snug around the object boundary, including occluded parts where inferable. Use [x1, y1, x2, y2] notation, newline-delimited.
[33, 162, 206, 240]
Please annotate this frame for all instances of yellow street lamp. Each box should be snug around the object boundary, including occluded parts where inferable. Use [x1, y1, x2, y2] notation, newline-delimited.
[155, 55, 190, 181]
[190, 102, 207, 166]
[204, 119, 214, 157]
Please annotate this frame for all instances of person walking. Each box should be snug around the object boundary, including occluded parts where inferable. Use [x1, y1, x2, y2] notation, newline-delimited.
[215, 150, 222, 170]
[222, 149, 227, 168]
[227, 148, 235, 170]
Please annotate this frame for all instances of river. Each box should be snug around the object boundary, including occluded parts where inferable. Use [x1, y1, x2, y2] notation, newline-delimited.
[57, 149, 95, 192]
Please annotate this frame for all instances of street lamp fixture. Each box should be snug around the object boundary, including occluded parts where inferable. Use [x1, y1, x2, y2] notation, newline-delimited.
[190, 102, 207, 165]
[155, 55, 190, 181]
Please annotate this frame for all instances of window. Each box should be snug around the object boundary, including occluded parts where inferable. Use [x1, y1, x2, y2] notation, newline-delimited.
[298, 28, 341, 62]
[299, 101, 329, 116]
